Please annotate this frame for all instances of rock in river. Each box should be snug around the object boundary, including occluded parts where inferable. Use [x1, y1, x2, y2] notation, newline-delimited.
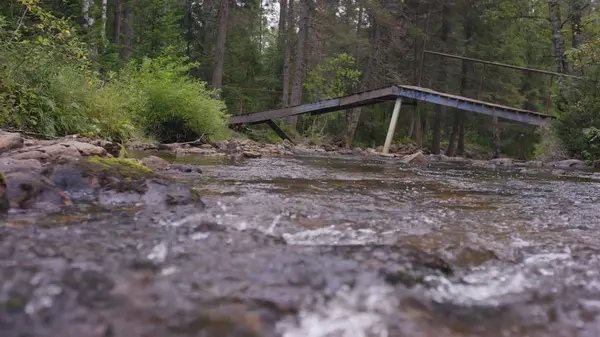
[0, 156, 204, 213]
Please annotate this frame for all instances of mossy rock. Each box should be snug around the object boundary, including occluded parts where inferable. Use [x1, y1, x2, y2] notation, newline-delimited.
[86, 156, 154, 176]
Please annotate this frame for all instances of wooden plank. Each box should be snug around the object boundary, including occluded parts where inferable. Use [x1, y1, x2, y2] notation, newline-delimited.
[265, 120, 295, 145]
[228, 85, 556, 127]
[228, 86, 401, 125]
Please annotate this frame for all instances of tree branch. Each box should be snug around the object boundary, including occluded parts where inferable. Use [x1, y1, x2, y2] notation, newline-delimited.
[9, 7, 28, 44]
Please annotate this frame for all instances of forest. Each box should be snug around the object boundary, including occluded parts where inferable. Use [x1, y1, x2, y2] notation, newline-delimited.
[0, 0, 599, 161]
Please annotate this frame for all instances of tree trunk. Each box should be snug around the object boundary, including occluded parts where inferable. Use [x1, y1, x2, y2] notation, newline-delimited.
[113, 0, 122, 45]
[81, 0, 95, 28]
[548, 0, 568, 73]
[200, 0, 214, 57]
[290, 0, 311, 128]
[101, 0, 107, 51]
[569, 0, 586, 49]
[212, 0, 230, 90]
[344, 5, 364, 148]
[281, 0, 292, 108]
[278, 0, 288, 46]
[345, 5, 382, 148]
[121, 0, 135, 61]
[447, 3, 471, 156]
[184, 0, 192, 57]
[432, 0, 451, 154]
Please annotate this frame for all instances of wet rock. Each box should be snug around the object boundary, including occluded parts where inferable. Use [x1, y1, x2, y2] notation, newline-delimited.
[282, 140, 294, 150]
[141, 155, 171, 171]
[92, 140, 122, 157]
[366, 148, 376, 154]
[490, 157, 514, 167]
[0, 157, 43, 174]
[429, 154, 450, 161]
[400, 151, 428, 167]
[352, 147, 363, 155]
[519, 168, 539, 175]
[66, 141, 108, 157]
[524, 160, 543, 167]
[3, 171, 72, 211]
[10, 150, 50, 161]
[549, 159, 590, 169]
[376, 146, 384, 153]
[46, 157, 203, 209]
[188, 148, 219, 156]
[211, 140, 229, 151]
[322, 144, 337, 152]
[199, 144, 214, 150]
[36, 143, 82, 162]
[0, 132, 24, 154]
[243, 151, 262, 159]
[472, 160, 496, 169]
[170, 164, 203, 174]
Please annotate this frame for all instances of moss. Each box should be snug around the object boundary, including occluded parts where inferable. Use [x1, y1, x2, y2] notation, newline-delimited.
[87, 156, 154, 175]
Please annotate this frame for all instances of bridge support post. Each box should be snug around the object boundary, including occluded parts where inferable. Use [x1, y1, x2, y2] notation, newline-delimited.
[383, 97, 403, 154]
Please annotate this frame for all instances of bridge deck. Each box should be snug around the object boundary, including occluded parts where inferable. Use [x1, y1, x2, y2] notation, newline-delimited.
[228, 85, 555, 127]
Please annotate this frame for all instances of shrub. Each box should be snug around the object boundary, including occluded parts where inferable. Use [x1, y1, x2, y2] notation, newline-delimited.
[554, 67, 600, 161]
[122, 52, 229, 143]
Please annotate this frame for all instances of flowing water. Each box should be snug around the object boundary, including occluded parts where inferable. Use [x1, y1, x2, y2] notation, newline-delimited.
[3, 153, 600, 337]
[190, 155, 600, 336]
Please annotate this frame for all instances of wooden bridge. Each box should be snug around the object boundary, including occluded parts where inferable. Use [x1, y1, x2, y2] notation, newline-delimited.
[228, 85, 556, 153]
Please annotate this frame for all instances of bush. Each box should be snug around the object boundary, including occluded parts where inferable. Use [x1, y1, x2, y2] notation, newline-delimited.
[554, 67, 600, 161]
[0, 44, 228, 143]
[121, 53, 229, 143]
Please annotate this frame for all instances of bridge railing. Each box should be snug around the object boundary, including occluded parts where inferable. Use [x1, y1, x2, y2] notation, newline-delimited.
[418, 50, 581, 114]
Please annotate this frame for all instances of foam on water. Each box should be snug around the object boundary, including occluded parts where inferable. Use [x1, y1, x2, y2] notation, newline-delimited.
[276, 285, 397, 337]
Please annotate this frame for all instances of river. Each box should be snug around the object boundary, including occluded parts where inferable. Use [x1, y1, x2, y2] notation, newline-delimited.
[2, 153, 600, 336]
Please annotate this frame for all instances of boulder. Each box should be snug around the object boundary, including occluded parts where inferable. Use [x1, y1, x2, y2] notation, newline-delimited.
[3, 171, 72, 211]
[400, 151, 428, 167]
[525, 161, 544, 167]
[352, 147, 364, 155]
[188, 148, 218, 156]
[48, 157, 203, 209]
[10, 150, 50, 161]
[243, 151, 262, 159]
[92, 140, 122, 157]
[141, 155, 171, 171]
[0, 132, 24, 154]
[490, 157, 514, 167]
[65, 141, 108, 157]
[376, 146, 384, 153]
[550, 159, 590, 169]
[37, 144, 82, 162]
[211, 140, 229, 151]
[429, 154, 451, 161]
[0, 158, 43, 174]
[472, 160, 496, 169]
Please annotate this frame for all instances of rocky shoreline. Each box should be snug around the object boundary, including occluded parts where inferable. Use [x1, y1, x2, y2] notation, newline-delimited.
[0, 130, 597, 214]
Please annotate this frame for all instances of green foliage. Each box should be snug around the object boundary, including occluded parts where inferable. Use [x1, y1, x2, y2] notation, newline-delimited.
[533, 126, 569, 162]
[122, 51, 229, 142]
[0, 4, 228, 143]
[300, 53, 361, 141]
[554, 66, 600, 160]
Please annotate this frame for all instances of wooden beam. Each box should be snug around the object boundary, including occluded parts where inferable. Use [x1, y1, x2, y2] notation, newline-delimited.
[383, 98, 403, 154]
[228, 85, 555, 127]
[228, 86, 402, 125]
[265, 120, 295, 145]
